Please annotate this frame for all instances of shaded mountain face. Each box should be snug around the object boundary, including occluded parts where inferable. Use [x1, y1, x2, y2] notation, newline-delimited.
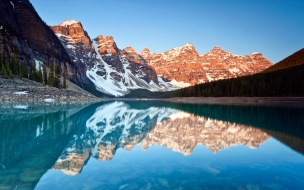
[0, 0, 83, 85]
[262, 48, 304, 73]
[51, 21, 177, 96]
[52, 102, 269, 176]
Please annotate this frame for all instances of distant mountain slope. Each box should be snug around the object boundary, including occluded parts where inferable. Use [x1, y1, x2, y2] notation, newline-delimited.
[262, 48, 304, 73]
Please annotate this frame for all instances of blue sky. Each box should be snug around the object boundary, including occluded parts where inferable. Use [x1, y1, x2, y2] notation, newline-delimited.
[31, 0, 304, 63]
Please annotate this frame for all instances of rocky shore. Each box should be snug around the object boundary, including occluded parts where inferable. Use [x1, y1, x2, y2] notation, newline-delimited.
[0, 77, 101, 103]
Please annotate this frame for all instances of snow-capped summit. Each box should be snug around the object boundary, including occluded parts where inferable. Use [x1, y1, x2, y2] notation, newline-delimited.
[59, 19, 79, 26]
[251, 52, 261, 55]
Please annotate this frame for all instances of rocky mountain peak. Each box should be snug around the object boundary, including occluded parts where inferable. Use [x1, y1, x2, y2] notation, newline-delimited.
[93, 35, 118, 55]
[141, 47, 150, 54]
[140, 47, 152, 61]
[163, 43, 199, 59]
[184, 42, 195, 47]
[207, 46, 227, 55]
[51, 20, 91, 46]
[123, 46, 136, 53]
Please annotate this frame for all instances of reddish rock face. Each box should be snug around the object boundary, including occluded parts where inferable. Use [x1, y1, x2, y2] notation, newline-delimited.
[200, 47, 272, 82]
[51, 21, 91, 46]
[141, 44, 272, 85]
[141, 43, 208, 84]
[94, 35, 118, 55]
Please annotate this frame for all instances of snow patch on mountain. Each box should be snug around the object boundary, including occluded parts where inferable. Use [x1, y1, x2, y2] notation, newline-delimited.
[60, 20, 79, 26]
[170, 79, 191, 88]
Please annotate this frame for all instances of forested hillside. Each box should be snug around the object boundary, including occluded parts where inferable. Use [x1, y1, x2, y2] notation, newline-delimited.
[263, 48, 304, 73]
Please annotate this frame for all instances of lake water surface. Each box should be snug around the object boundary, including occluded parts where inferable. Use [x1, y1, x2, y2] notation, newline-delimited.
[1, 101, 304, 189]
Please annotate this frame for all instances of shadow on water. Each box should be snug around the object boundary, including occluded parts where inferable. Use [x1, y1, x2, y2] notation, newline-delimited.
[0, 101, 303, 189]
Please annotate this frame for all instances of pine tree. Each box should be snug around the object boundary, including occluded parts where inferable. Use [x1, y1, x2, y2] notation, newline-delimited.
[21, 60, 28, 78]
[2, 64, 8, 79]
[0, 51, 2, 69]
[37, 65, 43, 83]
[1, 50, 7, 72]
[11, 54, 19, 75]
[63, 75, 67, 89]
[9, 68, 13, 79]
[42, 64, 47, 84]
[29, 62, 39, 82]
[47, 62, 55, 87]
[55, 64, 61, 88]
[29, 63, 34, 80]
[19, 69, 22, 79]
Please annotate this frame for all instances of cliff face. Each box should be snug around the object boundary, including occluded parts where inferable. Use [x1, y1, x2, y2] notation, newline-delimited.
[0, 0, 83, 87]
[50, 21, 107, 96]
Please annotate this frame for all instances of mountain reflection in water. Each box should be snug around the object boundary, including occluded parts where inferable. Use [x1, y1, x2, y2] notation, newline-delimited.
[53, 102, 269, 176]
[0, 101, 304, 189]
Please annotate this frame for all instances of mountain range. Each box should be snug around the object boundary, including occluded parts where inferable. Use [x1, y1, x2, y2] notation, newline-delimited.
[50, 20, 272, 96]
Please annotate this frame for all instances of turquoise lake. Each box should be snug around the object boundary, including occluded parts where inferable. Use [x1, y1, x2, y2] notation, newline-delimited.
[1, 101, 304, 189]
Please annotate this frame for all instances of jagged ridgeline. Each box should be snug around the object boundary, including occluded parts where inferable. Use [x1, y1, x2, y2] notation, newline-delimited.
[125, 48, 304, 98]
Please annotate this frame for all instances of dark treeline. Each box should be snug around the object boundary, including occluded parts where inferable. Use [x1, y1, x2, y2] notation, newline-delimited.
[0, 50, 67, 88]
[126, 63, 304, 98]
[172, 63, 304, 97]
[125, 65, 304, 98]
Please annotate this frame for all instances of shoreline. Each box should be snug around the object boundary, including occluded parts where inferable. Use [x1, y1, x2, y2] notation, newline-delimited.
[0, 77, 101, 103]
[161, 97, 304, 107]
[0, 86, 101, 103]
